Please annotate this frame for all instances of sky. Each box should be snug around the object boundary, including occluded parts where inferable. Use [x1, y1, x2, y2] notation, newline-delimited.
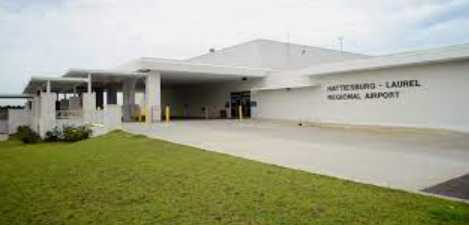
[1, 0, 469, 105]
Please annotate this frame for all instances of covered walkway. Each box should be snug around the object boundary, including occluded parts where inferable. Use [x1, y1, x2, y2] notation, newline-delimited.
[63, 58, 271, 122]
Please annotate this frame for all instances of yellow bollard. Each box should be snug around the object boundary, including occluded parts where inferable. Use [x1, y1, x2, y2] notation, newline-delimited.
[145, 106, 150, 124]
[238, 105, 243, 120]
[165, 105, 170, 122]
[140, 106, 146, 122]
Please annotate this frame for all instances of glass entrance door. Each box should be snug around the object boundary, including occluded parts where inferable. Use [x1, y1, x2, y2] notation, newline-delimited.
[230, 91, 251, 118]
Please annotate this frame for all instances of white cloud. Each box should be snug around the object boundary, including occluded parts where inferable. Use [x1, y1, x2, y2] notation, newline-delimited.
[0, 0, 469, 100]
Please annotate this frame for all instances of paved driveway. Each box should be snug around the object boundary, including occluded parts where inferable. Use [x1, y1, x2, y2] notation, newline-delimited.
[123, 120, 469, 194]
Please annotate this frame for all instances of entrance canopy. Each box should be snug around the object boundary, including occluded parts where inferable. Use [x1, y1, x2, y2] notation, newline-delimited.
[18, 57, 274, 122]
[63, 58, 272, 87]
[23, 77, 89, 94]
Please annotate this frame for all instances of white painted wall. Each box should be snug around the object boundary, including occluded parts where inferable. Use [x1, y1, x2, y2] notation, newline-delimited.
[31, 96, 40, 133]
[145, 73, 161, 122]
[103, 105, 122, 130]
[7, 109, 31, 134]
[54, 105, 122, 133]
[38, 93, 56, 137]
[82, 93, 96, 123]
[0, 120, 7, 134]
[55, 118, 84, 129]
[252, 86, 319, 122]
[186, 40, 263, 68]
[254, 60, 469, 132]
[187, 39, 367, 70]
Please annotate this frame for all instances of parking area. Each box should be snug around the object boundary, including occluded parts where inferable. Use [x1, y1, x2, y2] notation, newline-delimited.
[123, 120, 469, 196]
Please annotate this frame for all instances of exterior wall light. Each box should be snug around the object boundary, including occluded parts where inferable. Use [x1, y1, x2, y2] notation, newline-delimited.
[137, 68, 151, 73]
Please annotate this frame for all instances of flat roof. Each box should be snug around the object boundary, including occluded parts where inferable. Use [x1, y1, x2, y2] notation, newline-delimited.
[65, 58, 272, 78]
[23, 77, 89, 94]
[0, 94, 33, 99]
[139, 57, 273, 77]
[296, 43, 469, 77]
[63, 59, 273, 86]
[18, 41, 469, 93]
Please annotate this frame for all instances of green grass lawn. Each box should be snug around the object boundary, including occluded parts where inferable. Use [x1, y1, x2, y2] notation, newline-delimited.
[0, 131, 468, 225]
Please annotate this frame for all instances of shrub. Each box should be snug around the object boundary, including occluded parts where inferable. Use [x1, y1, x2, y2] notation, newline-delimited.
[62, 125, 92, 142]
[45, 127, 63, 142]
[16, 126, 41, 144]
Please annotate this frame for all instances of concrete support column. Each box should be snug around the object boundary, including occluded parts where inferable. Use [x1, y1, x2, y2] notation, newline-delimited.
[82, 93, 96, 123]
[87, 74, 92, 94]
[123, 79, 137, 106]
[46, 80, 51, 93]
[80, 73, 97, 123]
[38, 92, 56, 138]
[145, 73, 161, 123]
[31, 96, 40, 133]
[122, 78, 137, 122]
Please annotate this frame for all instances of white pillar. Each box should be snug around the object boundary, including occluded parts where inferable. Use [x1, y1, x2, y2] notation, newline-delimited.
[123, 79, 137, 105]
[87, 73, 92, 94]
[122, 78, 137, 122]
[81, 73, 96, 123]
[31, 96, 40, 133]
[38, 92, 56, 138]
[145, 73, 161, 123]
[46, 80, 51, 93]
[82, 92, 96, 123]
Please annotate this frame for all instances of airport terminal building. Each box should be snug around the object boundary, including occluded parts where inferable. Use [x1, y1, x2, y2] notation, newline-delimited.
[2, 39, 469, 136]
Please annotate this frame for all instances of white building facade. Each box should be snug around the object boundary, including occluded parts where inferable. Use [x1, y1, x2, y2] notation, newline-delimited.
[3, 39, 469, 136]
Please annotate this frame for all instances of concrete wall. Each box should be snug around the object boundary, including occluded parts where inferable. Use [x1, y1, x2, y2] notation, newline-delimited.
[187, 40, 263, 69]
[0, 120, 7, 134]
[145, 73, 161, 122]
[187, 39, 367, 70]
[254, 60, 469, 132]
[103, 105, 122, 130]
[38, 93, 56, 137]
[55, 118, 85, 129]
[8, 109, 31, 134]
[252, 86, 319, 122]
[31, 96, 40, 133]
[82, 93, 96, 123]
[54, 105, 121, 136]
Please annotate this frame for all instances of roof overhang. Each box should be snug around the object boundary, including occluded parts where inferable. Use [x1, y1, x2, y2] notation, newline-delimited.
[0, 94, 34, 99]
[138, 58, 272, 77]
[300, 43, 469, 77]
[23, 77, 89, 94]
[63, 58, 273, 86]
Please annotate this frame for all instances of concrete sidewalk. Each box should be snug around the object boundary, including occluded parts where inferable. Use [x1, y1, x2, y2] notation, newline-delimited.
[123, 120, 469, 194]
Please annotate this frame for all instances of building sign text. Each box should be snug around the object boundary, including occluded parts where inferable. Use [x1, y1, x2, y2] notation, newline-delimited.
[326, 80, 421, 100]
